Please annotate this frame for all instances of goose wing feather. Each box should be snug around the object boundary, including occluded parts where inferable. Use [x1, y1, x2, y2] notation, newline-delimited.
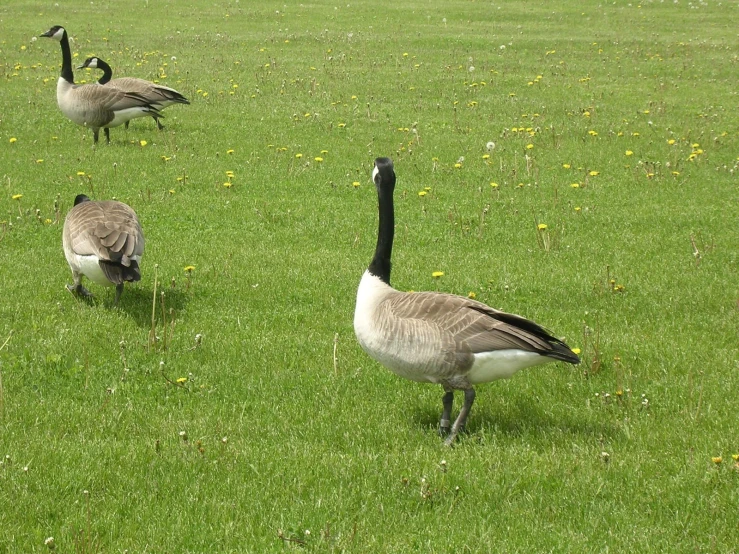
[71, 84, 150, 111]
[383, 291, 578, 362]
[67, 201, 144, 264]
[110, 77, 190, 105]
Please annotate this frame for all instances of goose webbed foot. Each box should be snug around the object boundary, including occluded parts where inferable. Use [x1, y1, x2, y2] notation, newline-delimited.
[67, 283, 93, 298]
[154, 116, 165, 130]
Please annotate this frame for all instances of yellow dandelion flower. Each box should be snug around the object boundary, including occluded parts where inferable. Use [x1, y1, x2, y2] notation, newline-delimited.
[712, 457, 722, 465]
[570, 183, 580, 188]
[352, 181, 360, 188]
[36, 159, 43, 164]
[223, 182, 232, 188]
[44, 218, 52, 224]
[571, 347, 581, 355]
[202, 92, 209, 97]
[168, 189, 175, 194]
[12, 194, 23, 200]
[625, 150, 633, 156]
[77, 171, 85, 176]
[295, 153, 303, 159]
[176, 377, 188, 384]
[184, 265, 195, 272]
[454, 163, 462, 169]
[140, 140, 147, 147]
[632, 132, 639, 137]
[225, 171, 234, 177]
[351, 95, 357, 100]
[667, 139, 676, 145]
[418, 191, 427, 197]
[732, 454, 739, 461]
[9, 137, 17, 143]
[490, 182, 499, 188]
[672, 171, 680, 176]
[526, 144, 534, 150]
[320, 150, 328, 155]
[338, 123, 346, 128]
[468, 291, 477, 299]
[583, 111, 591, 117]
[574, 206, 581, 212]
[482, 154, 490, 160]
[589, 170, 599, 176]
[314, 157, 323, 162]
[588, 130, 598, 136]
[537, 223, 548, 230]
[432, 271, 444, 278]
[562, 163, 571, 169]
[227, 149, 235, 154]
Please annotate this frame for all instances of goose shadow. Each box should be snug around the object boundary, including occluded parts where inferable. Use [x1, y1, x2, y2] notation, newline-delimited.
[82, 285, 191, 329]
[411, 394, 618, 443]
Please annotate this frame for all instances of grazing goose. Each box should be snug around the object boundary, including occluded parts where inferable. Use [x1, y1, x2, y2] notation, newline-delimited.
[40, 26, 162, 144]
[354, 157, 581, 445]
[63, 194, 144, 305]
[77, 56, 190, 130]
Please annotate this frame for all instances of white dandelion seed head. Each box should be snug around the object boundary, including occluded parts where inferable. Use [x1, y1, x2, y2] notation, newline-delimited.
[468, 65, 475, 72]
[486, 141, 496, 151]
[31, 36, 38, 42]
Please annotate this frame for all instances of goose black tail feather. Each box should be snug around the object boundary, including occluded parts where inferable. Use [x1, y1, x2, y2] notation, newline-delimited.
[99, 260, 141, 284]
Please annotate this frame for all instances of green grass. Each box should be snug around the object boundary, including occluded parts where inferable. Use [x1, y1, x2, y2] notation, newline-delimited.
[1, 0, 739, 551]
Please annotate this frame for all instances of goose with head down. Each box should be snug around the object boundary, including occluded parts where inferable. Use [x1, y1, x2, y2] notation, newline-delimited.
[63, 194, 144, 305]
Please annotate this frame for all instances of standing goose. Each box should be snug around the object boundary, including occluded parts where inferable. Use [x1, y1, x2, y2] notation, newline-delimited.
[63, 194, 144, 305]
[354, 157, 580, 445]
[40, 26, 162, 144]
[77, 56, 190, 130]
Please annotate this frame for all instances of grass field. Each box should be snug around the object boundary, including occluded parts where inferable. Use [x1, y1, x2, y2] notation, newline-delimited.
[1, 0, 738, 551]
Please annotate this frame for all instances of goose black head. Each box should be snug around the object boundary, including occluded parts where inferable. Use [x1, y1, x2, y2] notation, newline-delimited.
[77, 56, 99, 70]
[73, 194, 91, 206]
[372, 157, 396, 194]
[40, 25, 66, 41]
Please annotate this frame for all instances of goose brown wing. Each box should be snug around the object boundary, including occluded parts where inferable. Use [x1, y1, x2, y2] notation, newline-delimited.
[385, 292, 579, 363]
[68, 201, 144, 265]
[73, 84, 152, 111]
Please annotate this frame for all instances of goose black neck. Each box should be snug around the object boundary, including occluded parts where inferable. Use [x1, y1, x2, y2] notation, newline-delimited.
[368, 185, 394, 285]
[96, 60, 113, 84]
[59, 31, 74, 84]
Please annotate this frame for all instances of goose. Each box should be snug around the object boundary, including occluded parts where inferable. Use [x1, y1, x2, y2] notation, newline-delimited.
[354, 157, 581, 445]
[40, 26, 162, 144]
[77, 56, 190, 130]
[63, 194, 144, 305]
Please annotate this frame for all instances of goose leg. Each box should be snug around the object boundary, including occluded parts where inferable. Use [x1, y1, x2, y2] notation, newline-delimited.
[66, 283, 93, 298]
[439, 389, 454, 436]
[113, 283, 124, 306]
[153, 115, 165, 130]
[124, 121, 130, 130]
[104, 127, 110, 144]
[92, 129, 100, 144]
[444, 388, 476, 446]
